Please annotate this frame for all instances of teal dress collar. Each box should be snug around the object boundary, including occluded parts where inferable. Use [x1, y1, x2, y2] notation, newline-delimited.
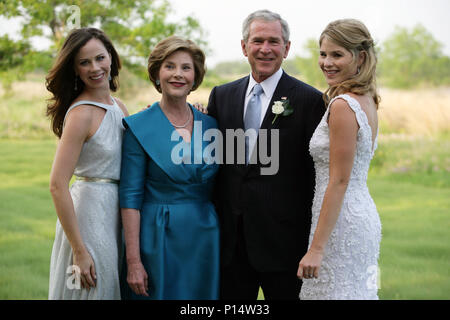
[123, 102, 215, 182]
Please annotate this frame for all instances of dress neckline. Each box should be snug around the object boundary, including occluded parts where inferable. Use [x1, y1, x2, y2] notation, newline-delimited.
[71, 96, 116, 107]
[155, 102, 197, 144]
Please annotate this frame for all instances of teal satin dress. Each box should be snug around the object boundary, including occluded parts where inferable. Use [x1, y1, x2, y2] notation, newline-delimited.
[119, 102, 219, 300]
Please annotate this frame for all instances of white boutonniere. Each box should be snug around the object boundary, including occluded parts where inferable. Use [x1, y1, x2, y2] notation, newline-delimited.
[271, 97, 293, 124]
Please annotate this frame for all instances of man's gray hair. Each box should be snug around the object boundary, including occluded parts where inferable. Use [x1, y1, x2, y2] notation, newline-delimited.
[242, 10, 290, 44]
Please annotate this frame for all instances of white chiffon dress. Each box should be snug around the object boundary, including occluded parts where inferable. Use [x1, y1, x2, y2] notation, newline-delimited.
[48, 98, 124, 300]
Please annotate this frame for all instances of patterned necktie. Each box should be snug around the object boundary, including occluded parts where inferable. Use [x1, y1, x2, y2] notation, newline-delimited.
[244, 83, 263, 164]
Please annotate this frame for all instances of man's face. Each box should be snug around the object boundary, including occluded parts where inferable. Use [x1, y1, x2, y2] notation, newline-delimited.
[241, 19, 291, 82]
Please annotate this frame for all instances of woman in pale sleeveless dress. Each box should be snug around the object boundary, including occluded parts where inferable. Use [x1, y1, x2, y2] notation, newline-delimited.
[46, 28, 129, 299]
[298, 19, 382, 300]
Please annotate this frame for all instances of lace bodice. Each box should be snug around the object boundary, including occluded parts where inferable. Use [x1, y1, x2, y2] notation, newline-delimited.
[309, 94, 378, 191]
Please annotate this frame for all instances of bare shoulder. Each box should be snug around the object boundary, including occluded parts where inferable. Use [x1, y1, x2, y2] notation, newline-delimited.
[113, 97, 129, 116]
[63, 104, 94, 137]
[328, 98, 358, 128]
[329, 97, 354, 115]
[65, 103, 94, 123]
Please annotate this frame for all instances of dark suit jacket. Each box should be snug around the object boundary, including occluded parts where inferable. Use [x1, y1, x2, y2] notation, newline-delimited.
[207, 71, 326, 272]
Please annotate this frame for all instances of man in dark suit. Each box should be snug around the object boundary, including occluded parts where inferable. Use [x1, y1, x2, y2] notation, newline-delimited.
[207, 10, 326, 300]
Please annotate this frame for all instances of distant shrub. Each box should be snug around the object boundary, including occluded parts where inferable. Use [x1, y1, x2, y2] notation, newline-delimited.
[378, 24, 450, 88]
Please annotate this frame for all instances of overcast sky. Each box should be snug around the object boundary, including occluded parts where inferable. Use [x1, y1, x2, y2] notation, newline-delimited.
[1, 0, 449, 67]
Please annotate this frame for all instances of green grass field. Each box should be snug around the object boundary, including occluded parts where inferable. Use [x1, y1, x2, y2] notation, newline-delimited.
[0, 138, 449, 300]
[0, 139, 56, 299]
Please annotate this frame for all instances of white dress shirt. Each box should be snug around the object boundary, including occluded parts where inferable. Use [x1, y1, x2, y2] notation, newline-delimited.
[243, 67, 283, 160]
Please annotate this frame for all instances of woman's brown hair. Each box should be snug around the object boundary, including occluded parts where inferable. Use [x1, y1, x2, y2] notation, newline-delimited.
[147, 36, 206, 93]
[46, 28, 121, 138]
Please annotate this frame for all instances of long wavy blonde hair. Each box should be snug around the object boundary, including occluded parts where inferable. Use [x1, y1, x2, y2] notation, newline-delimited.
[320, 19, 380, 108]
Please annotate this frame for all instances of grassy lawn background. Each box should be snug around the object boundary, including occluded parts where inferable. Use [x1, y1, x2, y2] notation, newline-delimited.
[0, 138, 448, 300]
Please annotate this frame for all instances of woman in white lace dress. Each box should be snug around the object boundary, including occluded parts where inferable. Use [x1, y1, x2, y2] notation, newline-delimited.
[298, 19, 382, 300]
[47, 28, 129, 299]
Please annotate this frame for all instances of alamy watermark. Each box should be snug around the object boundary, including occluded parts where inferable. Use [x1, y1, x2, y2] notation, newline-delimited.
[66, 265, 81, 290]
[170, 121, 280, 175]
[366, 265, 381, 290]
[66, 5, 81, 30]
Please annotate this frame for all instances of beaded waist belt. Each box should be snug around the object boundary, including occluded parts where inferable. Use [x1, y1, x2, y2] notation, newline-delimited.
[75, 176, 119, 184]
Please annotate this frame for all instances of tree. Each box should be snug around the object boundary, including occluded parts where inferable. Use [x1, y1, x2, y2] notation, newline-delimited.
[0, 34, 53, 91]
[0, 0, 207, 89]
[0, 35, 30, 91]
[294, 38, 327, 89]
[379, 24, 450, 88]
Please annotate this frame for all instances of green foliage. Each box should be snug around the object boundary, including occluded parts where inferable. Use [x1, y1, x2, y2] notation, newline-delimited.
[205, 57, 308, 86]
[281, 58, 301, 77]
[0, 85, 52, 139]
[379, 24, 450, 88]
[370, 134, 450, 188]
[201, 68, 231, 88]
[203, 59, 304, 89]
[212, 60, 250, 77]
[0, 35, 31, 92]
[0, 0, 207, 88]
[0, 35, 31, 71]
[294, 38, 327, 89]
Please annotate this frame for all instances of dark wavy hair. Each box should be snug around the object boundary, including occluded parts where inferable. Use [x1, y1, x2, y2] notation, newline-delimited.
[45, 28, 121, 138]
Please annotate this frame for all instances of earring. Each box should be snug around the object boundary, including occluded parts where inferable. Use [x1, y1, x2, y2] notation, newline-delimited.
[108, 74, 112, 81]
[74, 76, 78, 91]
[357, 67, 361, 74]
[156, 79, 160, 86]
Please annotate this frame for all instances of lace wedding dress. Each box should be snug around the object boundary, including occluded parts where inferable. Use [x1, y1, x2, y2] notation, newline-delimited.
[300, 94, 382, 300]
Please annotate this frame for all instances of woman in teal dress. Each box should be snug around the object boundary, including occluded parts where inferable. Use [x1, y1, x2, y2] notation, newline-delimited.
[119, 36, 219, 299]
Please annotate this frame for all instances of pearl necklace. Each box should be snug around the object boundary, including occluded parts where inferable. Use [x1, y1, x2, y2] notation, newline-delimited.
[165, 103, 192, 128]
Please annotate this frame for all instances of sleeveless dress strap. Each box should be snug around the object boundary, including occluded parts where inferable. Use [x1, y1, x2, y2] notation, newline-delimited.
[329, 94, 377, 155]
[62, 97, 117, 128]
[328, 94, 367, 127]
